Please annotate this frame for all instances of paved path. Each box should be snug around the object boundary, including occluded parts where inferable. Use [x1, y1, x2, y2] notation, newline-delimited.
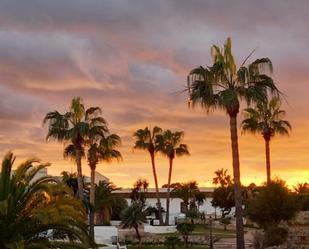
[213, 230, 254, 249]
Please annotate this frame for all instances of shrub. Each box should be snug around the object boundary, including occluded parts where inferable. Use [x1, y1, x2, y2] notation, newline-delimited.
[252, 230, 265, 249]
[219, 216, 232, 231]
[246, 181, 298, 229]
[164, 235, 181, 249]
[176, 222, 195, 248]
[252, 226, 288, 248]
[185, 210, 199, 224]
[264, 226, 288, 247]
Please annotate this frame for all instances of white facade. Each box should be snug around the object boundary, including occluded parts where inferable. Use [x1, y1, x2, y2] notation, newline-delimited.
[113, 188, 216, 225]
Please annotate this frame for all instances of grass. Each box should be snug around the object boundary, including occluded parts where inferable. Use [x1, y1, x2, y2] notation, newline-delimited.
[156, 224, 236, 239]
[128, 246, 209, 249]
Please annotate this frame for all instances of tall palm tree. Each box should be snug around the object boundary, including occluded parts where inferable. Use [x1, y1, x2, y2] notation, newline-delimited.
[212, 168, 232, 187]
[88, 134, 122, 238]
[0, 152, 95, 249]
[241, 97, 291, 184]
[133, 126, 164, 225]
[187, 38, 279, 249]
[43, 97, 108, 199]
[156, 130, 190, 225]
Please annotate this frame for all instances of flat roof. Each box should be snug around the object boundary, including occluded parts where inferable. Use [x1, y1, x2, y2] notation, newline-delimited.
[112, 187, 214, 198]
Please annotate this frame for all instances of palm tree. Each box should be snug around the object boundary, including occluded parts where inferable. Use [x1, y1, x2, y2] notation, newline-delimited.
[241, 97, 291, 184]
[133, 126, 164, 225]
[61, 171, 79, 196]
[293, 182, 309, 194]
[121, 203, 147, 248]
[156, 130, 190, 225]
[88, 134, 122, 238]
[130, 178, 149, 207]
[171, 181, 200, 213]
[44, 97, 108, 199]
[187, 37, 279, 249]
[0, 152, 95, 249]
[95, 181, 127, 223]
[212, 168, 232, 187]
[176, 222, 195, 248]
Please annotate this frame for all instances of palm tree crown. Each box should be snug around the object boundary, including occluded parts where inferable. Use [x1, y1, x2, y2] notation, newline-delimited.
[88, 134, 122, 169]
[187, 38, 278, 116]
[156, 130, 190, 159]
[212, 168, 232, 187]
[133, 126, 162, 153]
[43, 97, 108, 199]
[241, 97, 291, 141]
[0, 152, 94, 249]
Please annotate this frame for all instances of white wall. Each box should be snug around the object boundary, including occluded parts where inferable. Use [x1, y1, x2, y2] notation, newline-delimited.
[125, 197, 217, 224]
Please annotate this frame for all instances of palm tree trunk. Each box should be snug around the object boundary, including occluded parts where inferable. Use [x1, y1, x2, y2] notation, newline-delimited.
[150, 152, 163, 225]
[229, 115, 245, 249]
[75, 148, 84, 200]
[134, 225, 142, 248]
[265, 138, 271, 184]
[89, 166, 96, 240]
[165, 157, 173, 225]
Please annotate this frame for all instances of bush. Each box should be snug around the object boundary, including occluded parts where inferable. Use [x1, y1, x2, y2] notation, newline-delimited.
[252, 226, 288, 248]
[219, 216, 231, 231]
[185, 210, 199, 224]
[252, 230, 265, 249]
[211, 185, 235, 217]
[299, 194, 309, 211]
[246, 181, 298, 229]
[176, 222, 195, 248]
[264, 226, 288, 247]
[164, 235, 181, 249]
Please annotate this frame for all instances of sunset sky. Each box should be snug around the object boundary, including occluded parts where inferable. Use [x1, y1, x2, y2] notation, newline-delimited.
[0, 0, 308, 188]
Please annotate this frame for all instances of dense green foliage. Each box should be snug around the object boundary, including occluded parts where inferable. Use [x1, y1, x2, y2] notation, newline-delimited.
[164, 235, 181, 249]
[176, 222, 195, 248]
[0, 152, 94, 249]
[219, 217, 232, 231]
[246, 181, 298, 229]
[95, 181, 127, 222]
[211, 185, 234, 217]
[121, 203, 147, 247]
[171, 181, 202, 212]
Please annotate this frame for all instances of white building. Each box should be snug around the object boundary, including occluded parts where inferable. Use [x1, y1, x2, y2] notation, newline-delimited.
[112, 187, 216, 225]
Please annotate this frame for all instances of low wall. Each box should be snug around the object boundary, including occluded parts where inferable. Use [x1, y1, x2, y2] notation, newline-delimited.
[110, 220, 121, 226]
[144, 225, 176, 234]
[266, 211, 309, 249]
[94, 226, 118, 244]
[287, 211, 309, 248]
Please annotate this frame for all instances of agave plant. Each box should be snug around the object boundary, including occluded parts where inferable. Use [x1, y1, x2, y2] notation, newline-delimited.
[0, 152, 95, 249]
